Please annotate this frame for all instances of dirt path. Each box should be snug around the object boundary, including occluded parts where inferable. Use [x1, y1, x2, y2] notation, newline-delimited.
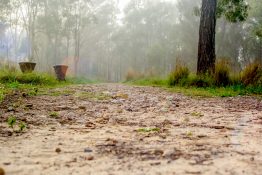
[0, 84, 262, 175]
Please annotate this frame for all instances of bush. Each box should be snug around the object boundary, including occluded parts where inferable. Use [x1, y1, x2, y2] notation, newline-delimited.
[187, 74, 214, 88]
[241, 63, 262, 86]
[168, 65, 189, 86]
[214, 60, 230, 86]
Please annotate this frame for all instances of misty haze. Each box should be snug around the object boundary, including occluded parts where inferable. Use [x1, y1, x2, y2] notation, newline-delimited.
[0, 0, 262, 174]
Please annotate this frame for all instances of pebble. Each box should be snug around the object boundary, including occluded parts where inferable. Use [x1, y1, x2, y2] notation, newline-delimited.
[79, 106, 86, 110]
[7, 131, 12, 137]
[154, 149, 164, 156]
[86, 156, 94, 161]
[25, 104, 33, 108]
[55, 148, 61, 153]
[7, 107, 14, 112]
[20, 117, 27, 122]
[84, 148, 93, 153]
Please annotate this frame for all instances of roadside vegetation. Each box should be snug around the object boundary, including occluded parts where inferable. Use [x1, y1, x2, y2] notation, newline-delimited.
[0, 68, 94, 103]
[126, 61, 262, 97]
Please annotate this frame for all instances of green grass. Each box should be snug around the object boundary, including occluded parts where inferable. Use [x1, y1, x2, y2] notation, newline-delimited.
[49, 112, 59, 118]
[0, 70, 58, 85]
[75, 91, 112, 100]
[66, 77, 97, 84]
[125, 77, 168, 87]
[0, 69, 95, 102]
[0, 84, 5, 102]
[137, 127, 161, 133]
[127, 77, 262, 97]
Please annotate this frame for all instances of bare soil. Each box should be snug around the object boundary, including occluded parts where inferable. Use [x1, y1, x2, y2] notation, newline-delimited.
[0, 84, 262, 175]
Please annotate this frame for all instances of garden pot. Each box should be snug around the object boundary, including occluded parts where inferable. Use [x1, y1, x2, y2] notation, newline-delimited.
[54, 65, 68, 81]
[19, 62, 36, 73]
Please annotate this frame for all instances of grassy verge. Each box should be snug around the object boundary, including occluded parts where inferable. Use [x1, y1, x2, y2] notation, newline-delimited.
[0, 70, 95, 102]
[127, 77, 262, 97]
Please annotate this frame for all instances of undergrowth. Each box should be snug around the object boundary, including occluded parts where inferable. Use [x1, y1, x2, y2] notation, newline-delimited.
[127, 62, 262, 97]
[0, 69, 94, 102]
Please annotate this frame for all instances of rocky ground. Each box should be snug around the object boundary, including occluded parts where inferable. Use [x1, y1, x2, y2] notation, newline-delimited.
[0, 84, 262, 175]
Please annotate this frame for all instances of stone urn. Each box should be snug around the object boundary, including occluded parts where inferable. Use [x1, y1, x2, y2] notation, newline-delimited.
[53, 65, 68, 81]
[19, 62, 36, 73]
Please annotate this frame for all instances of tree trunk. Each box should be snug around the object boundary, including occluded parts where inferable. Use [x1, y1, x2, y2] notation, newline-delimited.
[197, 0, 217, 74]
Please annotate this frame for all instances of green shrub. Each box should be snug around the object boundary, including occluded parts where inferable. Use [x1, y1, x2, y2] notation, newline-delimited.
[241, 63, 262, 86]
[168, 65, 189, 86]
[214, 60, 230, 86]
[187, 74, 214, 88]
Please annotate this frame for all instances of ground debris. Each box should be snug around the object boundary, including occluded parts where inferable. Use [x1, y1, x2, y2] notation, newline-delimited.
[0, 84, 261, 175]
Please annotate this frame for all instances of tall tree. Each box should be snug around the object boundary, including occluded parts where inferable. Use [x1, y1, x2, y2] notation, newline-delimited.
[197, 0, 248, 74]
[197, 0, 217, 74]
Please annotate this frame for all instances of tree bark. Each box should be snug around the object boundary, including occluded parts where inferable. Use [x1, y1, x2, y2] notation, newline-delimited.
[197, 0, 217, 74]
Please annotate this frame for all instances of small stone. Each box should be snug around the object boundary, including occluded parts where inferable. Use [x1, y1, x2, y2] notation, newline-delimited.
[22, 92, 27, 97]
[250, 157, 255, 161]
[25, 104, 33, 108]
[20, 117, 27, 122]
[7, 107, 14, 112]
[79, 106, 86, 110]
[7, 131, 13, 136]
[84, 148, 93, 153]
[154, 149, 164, 156]
[86, 156, 94, 161]
[150, 162, 161, 166]
[85, 122, 96, 129]
[197, 134, 207, 138]
[55, 148, 61, 153]
[166, 96, 174, 101]
[0, 167, 5, 175]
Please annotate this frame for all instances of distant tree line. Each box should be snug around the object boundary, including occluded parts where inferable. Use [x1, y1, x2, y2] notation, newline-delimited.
[0, 0, 261, 81]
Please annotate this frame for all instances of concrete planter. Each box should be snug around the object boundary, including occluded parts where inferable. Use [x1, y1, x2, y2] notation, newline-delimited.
[19, 62, 36, 73]
[54, 65, 68, 81]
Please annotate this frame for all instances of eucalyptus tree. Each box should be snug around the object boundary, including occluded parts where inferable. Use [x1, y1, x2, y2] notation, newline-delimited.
[197, 0, 248, 74]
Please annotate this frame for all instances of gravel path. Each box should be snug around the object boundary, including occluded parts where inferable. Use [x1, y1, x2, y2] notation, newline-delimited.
[0, 84, 262, 175]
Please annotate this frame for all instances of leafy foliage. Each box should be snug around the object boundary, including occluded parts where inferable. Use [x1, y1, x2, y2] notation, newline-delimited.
[217, 0, 249, 22]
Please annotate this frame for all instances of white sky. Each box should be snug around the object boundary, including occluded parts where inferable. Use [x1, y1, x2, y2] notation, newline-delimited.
[118, 0, 131, 10]
[117, 0, 176, 10]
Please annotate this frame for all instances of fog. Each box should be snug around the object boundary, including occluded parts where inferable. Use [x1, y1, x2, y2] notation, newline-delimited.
[0, 0, 261, 81]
